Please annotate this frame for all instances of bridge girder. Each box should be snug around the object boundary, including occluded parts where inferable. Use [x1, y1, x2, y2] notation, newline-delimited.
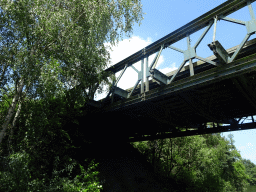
[79, 0, 256, 142]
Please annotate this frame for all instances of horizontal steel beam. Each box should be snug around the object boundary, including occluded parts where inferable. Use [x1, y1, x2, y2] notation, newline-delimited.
[105, 0, 256, 74]
[150, 68, 168, 85]
[128, 122, 256, 142]
[113, 86, 129, 98]
[208, 40, 229, 64]
[106, 52, 256, 111]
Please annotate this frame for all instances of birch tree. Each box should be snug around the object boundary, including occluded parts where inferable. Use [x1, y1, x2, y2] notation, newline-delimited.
[0, 0, 143, 144]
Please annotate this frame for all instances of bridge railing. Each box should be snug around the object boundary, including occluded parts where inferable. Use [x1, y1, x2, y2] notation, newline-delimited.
[103, 0, 256, 103]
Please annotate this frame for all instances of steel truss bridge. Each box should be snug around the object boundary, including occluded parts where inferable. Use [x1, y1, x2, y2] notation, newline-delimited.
[82, 0, 256, 142]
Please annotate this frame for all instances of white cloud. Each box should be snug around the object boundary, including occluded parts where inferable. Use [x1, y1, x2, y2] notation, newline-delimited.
[159, 65, 177, 74]
[95, 36, 178, 100]
[105, 36, 152, 67]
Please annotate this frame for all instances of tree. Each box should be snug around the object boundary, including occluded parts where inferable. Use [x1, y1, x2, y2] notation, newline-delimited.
[0, 151, 103, 191]
[242, 158, 256, 185]
[0, 0, 144, 144]
[0, 1, 144, 190]
[132, 132, 249, 192]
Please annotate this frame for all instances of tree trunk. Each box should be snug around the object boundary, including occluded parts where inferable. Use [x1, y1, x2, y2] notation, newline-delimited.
[0, 62, 8, 87]
[0, 78, 24, 144]
[8, 100, 23, 153]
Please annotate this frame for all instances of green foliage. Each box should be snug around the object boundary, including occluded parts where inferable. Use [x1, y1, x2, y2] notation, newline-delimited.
[0, 88, 103, 191]
[0, 0, 144, 101]
[70, 160, 103, 192]
[132, 133, 250, 192]
[0, 1, 144, 191]
[0, 151, 102, 192]
[242, 158, 256, 185]
[0, 0, 144, 150]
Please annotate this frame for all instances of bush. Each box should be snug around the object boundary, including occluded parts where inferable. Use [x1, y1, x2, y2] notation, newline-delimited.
[0, 152, 102, 192]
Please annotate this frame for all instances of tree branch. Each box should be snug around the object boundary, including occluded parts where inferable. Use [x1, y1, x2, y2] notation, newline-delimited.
[0, 77, 24, 144]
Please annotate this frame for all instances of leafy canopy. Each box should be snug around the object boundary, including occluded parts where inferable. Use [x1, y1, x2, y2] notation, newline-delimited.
[0, 0, 143, 101]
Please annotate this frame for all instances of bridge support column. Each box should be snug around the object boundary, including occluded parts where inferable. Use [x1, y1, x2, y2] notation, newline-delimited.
[145, 56, 150, 92]
[92, 141, 167, 192]
[141, 57, 145, 94]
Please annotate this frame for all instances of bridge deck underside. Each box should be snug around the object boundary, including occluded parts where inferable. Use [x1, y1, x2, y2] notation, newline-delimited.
[85, 40, 256, 141]
[91, 72, 255, 142]
[108, 71, 255, 127]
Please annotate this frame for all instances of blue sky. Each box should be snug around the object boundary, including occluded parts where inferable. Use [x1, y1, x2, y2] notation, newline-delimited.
[101, 0, 256, 164]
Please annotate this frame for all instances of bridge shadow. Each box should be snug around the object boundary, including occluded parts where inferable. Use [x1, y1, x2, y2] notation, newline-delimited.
[62, 109, 179, 191]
